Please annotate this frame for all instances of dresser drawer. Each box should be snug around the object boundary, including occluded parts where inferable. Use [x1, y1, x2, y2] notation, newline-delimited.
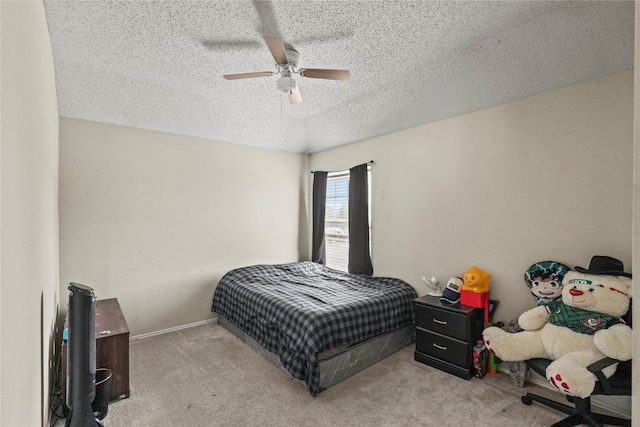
[415, 328, 469, 368]
[415, 304, 469, 341]
[414, 351, 473, 380]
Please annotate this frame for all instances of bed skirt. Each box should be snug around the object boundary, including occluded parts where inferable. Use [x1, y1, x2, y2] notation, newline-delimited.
[218, 314, 415, 394]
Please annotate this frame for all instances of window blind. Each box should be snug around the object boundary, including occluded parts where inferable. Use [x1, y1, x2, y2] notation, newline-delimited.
[324, 166, 371, 272]
[325, 171, 349, 271]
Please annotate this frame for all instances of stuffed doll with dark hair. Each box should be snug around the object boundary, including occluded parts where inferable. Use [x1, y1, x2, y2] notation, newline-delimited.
[524, 261, 570, 306]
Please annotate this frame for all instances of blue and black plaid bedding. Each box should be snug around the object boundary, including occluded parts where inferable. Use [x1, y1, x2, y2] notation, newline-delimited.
[211, 261, 416, 396]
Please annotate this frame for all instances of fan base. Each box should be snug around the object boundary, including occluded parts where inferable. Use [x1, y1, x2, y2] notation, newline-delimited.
[427, 291, 443, 297]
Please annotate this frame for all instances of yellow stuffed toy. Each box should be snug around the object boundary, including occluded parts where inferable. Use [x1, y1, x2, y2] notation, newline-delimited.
[483, 256, 632, 398]
[462, 266, 491, 293]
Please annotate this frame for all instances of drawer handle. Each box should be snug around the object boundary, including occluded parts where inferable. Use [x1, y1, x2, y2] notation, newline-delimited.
[432, 343, 447, 351]
[432, 318, 447, 325]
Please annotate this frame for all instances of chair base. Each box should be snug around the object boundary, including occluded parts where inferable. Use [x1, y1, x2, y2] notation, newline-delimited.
[521, 392, 631, 427]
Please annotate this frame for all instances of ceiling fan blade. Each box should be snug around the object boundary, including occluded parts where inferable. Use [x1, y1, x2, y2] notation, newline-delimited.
[223, 71, 273, 80]
[201, 39, 263, 51]
[288, 86, 302, 104]
[263, 35, 288, 65]
[252, 0, 281, 36]
[300, 68, 350, 81]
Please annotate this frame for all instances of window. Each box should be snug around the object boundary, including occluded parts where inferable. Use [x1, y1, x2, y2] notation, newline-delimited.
[324, 166, 371, 271]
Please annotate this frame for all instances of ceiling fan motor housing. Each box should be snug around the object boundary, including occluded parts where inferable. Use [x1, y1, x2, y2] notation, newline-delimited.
[284, 49, 299, 67]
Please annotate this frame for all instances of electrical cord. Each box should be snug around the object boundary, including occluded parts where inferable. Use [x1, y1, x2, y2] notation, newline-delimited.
[49, 350, 67, 426]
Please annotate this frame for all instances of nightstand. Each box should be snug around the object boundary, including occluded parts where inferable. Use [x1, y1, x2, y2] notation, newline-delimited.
[62, 298, 130, 401]
[414, 295, 484, 379]
[94, 298, 130, 399]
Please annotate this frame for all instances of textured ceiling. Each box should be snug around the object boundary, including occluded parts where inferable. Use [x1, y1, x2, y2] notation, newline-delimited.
[43, 1, 634, 154]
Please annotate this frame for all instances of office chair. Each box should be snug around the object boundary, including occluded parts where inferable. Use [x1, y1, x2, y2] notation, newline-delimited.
[521, 356, 631, 427]
[521, 300, 632, 427]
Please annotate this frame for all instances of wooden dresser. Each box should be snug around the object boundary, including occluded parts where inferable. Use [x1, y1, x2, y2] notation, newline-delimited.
[63, 298, 130, 401]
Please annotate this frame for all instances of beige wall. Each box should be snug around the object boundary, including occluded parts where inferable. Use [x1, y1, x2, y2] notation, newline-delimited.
[632, 3, 639, 421]
[59, 118, 308, 336]
[1, 1, 60, 426]
[311, 71, 634, 327]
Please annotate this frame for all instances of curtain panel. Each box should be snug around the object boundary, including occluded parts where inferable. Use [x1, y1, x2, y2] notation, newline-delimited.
[311, 171, 328, 264]
[348, 164, 373, 275]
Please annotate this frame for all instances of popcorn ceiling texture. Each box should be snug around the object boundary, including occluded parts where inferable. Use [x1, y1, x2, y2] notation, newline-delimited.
[43, 1, 633, 154]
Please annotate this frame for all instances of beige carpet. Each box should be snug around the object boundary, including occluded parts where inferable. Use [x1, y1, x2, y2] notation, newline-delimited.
[88, 322, 574, 426]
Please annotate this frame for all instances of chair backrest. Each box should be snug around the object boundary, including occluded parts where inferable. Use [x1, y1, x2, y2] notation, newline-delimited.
[592, 297, 632, 396]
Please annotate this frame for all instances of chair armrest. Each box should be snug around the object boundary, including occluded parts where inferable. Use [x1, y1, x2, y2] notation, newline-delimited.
[587, 357, 621, 394]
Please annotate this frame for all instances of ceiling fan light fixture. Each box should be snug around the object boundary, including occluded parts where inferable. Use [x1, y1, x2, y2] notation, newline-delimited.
[276, 75, 297, 94]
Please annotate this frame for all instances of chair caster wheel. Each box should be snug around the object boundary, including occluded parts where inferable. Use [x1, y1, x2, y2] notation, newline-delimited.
[521, 395, 533, 405]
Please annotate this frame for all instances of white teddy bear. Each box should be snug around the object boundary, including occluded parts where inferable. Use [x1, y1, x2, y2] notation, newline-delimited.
[483, 256, 632, 398]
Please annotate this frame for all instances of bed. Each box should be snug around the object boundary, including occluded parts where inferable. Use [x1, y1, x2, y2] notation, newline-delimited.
[211, 261, 417, 396]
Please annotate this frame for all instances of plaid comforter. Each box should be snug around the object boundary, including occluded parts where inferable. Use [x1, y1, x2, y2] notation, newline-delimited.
[211, 261, 416, 396]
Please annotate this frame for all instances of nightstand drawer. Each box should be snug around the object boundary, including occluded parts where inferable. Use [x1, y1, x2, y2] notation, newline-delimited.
[415, 304, 469, 341]
[416, 328, 469, 368]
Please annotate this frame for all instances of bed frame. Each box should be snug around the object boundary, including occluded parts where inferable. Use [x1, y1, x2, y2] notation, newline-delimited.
[218, 315, 414, 394]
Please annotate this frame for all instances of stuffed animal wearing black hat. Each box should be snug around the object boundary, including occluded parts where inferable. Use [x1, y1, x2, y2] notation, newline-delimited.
[483, 256, 632, 398]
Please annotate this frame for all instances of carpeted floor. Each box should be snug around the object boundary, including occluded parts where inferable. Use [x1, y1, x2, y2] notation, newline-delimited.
[79, 322, 574, 426]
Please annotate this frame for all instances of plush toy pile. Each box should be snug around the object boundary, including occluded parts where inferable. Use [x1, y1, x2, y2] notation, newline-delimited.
[483, 256, 632, 398]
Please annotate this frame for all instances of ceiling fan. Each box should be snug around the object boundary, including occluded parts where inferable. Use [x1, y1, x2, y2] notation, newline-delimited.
[223, 35, 350, 104]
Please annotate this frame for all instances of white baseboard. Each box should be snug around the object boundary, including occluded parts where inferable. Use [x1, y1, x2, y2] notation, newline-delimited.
[497, 362, 631, 420]
[130, 317, 218, 341]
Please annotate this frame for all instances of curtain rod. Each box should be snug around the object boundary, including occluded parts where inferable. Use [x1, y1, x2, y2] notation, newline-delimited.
[310, 160, 374, 174]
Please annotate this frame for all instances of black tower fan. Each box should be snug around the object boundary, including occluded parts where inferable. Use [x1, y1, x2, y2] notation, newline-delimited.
[65, 283, 102, 427]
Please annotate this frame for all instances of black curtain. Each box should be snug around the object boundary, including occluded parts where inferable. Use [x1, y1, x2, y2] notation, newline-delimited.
[311, 171, 327, 264]
[348, 164, 373, 275]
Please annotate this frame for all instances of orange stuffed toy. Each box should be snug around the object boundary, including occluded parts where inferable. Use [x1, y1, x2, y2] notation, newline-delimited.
[462, 266, 491, 293]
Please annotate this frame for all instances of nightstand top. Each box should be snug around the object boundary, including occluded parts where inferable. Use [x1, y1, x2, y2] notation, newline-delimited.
[95, 298, 129, 337]
[414, 294, 481, 314]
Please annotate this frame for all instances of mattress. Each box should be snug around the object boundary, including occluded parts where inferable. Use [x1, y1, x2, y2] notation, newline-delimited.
[211, 261, 417, 395]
